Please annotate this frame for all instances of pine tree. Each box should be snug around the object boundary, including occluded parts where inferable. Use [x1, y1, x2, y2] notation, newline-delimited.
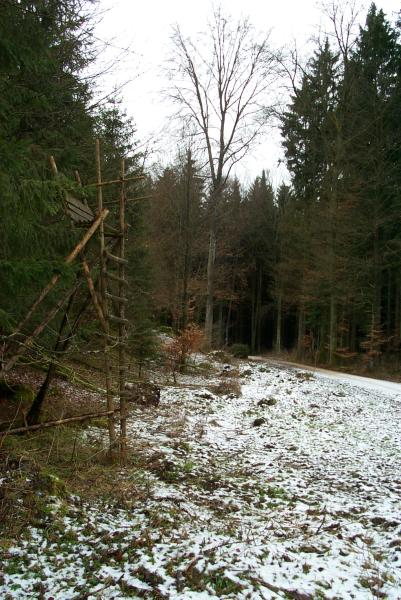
[0, 0, 97, 333]
[281, 39, 344, 362]
[345, 4, 401, 365]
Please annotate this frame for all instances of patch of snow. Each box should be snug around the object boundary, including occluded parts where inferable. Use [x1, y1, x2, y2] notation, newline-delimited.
[1, 360, 400, 598]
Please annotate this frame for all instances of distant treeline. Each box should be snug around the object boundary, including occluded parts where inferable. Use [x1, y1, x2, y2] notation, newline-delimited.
[1, 2, 401, 373]
[147, 4, 401, 369]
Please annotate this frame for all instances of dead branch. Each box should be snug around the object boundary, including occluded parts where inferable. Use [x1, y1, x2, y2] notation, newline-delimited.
[0, 409, 121, 436]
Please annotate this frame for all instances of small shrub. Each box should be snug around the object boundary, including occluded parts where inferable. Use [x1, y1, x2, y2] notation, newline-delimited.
[229, 343, 249, 358]
[164, 324, 204, 381]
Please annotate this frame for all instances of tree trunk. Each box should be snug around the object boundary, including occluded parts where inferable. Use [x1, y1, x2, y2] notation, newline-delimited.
[26, 288, 77, 426]
[395, 276, 400, 345]
[251, 277, 256, 353]
[386, 268, 391, 345]
[204, 227, 216, 348]
[217, 303, 224, 347]
[328, 295, 337, 365]
[225, 299, 232, 347]
[256, 267, 262, 353]
[275, 292, 282, 354]
[297, 305, 305, 360]
[181, 150, 192, 331]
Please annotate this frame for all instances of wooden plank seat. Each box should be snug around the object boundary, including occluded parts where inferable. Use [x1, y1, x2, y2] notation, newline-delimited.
[65, 191, 94, 223]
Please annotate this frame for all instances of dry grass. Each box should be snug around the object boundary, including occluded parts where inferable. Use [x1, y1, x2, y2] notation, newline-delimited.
[0, 417, 149, 538]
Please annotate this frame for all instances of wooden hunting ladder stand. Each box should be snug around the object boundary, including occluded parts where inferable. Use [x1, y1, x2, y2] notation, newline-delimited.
[1, 140, 144, 461]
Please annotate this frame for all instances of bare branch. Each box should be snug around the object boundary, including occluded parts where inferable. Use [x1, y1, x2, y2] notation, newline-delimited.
[166, 12, 281, 190]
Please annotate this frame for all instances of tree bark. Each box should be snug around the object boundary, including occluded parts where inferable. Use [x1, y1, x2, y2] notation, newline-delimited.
[328, 295, 337, 365]
[297, 305, 305, 360]
[204, 226, 216, 348]
[275, 292, 282, 353]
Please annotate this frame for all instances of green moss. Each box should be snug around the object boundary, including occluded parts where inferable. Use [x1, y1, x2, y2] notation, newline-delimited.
[267, 486, 290, 500]
[90, 417, 109, 429]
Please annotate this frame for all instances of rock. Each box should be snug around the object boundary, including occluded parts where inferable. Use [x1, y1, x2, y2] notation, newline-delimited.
[371, 516, 400, 529]
[295, 371, 314, 381]
[258, 397, 277, 407]
[219, 364, 235, 377]
[370, 516, 387, 526]
[241, 369, 253, 377]
[196, 391, 215, 400]
[253, 417, 266, 427]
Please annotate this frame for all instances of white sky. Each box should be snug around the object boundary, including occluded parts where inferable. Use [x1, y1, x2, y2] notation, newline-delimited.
[93, 0, 400, 188]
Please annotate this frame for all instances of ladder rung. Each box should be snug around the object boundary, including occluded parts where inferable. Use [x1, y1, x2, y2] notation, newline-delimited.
[105, 251, 128, 265]
[109, 314, 129, 325]
[106, 271, 128, 285]
[106, 292, 128, 303]
[104, 224, 121, 235]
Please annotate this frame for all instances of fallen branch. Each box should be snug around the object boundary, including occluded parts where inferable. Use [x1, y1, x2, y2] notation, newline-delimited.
[0, 409, 120, 436]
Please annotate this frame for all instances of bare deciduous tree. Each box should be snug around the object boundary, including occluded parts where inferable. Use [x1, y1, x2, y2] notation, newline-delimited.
[168, 8, 280, 347]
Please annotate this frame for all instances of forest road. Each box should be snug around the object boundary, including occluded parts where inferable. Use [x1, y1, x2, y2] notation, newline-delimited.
[249, 355, 401, 398]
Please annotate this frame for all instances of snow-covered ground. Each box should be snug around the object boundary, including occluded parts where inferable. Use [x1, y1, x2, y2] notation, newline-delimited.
[1, 360, 401, 599]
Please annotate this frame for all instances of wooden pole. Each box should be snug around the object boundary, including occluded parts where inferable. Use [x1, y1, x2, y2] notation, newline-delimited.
[88, 175, 145, 187]
[3, 283, 80, 373]
[96, 139, 116, 456]
[7, 208, 109, 345]
[81, 259, 108, 332]
[0, 409, 120, 436]
[118, 158, 127, 462]
[49, 155, 58, 176]
[26, 286, 78, 426]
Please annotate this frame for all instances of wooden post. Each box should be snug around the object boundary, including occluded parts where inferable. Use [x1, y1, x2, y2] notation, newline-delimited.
[49, 155, 58, 176]
[26, 287, 78, 426]
[0, 409, 121, 436]
[81, 259, 108, 332]
[6, 208, 109, 350]
[3, 284, 80, 372]
[96, 139, 116, 456]
[119, 158, 127, 462]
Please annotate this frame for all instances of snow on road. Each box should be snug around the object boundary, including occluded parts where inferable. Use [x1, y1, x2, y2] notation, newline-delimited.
[1, 360, 401, 599]
[253, 356, 401, 397]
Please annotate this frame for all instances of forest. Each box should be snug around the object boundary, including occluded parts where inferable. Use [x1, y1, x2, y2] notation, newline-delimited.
[0, 1, 401, 374]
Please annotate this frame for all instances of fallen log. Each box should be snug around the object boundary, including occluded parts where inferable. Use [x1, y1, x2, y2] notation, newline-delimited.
[0, 408, 120, 436]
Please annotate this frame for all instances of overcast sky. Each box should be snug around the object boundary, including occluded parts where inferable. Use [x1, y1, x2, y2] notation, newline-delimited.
[93, 0, 400, 187]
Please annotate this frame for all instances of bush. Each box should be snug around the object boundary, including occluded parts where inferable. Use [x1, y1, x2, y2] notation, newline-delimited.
[229, 343, 249, 358]
[164, 324, 204, 381]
